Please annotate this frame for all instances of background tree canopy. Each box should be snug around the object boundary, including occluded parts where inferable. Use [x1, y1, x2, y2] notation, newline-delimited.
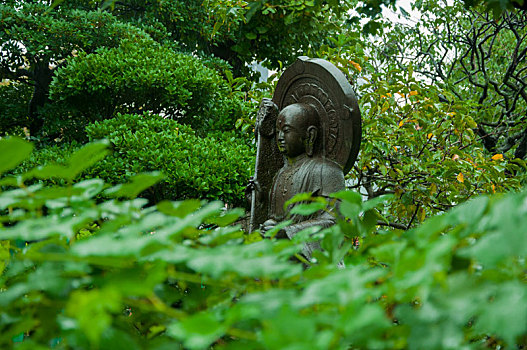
[277, 0, 527, 228]
[0, 0, 526, 348]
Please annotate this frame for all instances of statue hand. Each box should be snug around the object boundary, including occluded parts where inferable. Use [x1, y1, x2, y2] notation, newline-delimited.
[245, 177, 261, 202]
[260, 219, 287, 238]
[261, 219, 277, 233]
[256, 98, 278, 137]
[259, 97, 275, 111]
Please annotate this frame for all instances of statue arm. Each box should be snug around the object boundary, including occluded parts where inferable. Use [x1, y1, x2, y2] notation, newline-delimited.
[283, 209, 336, 261]
[283, 209, 336, 239]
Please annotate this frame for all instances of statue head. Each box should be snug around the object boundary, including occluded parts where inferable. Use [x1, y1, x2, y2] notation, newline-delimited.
[276, 103, 319, 159]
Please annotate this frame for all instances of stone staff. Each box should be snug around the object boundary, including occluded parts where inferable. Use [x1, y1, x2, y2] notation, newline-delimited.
[249, 98, 279, 233]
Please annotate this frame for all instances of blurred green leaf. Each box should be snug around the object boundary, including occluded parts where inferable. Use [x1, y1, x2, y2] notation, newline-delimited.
[167, 312, 226, 349]
[104, 172, 164, 199]
[0, 137, 33, 176]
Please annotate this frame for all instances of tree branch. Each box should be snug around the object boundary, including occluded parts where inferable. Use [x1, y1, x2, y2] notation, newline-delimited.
[376, 220, 407, 230]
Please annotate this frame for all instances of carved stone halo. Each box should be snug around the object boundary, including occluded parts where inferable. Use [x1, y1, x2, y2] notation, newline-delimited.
[273, 57, 362, 174]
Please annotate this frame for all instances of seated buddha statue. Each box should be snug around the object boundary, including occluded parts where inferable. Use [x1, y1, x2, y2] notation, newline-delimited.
[248, 57, 361, 262]
[260, 102, 345, 260]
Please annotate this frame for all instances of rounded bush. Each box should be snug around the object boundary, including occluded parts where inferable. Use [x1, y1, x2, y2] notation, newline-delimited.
[50, 39, 251, 133]
[85, 113, 254, 206]
[14, 114, 254, 206]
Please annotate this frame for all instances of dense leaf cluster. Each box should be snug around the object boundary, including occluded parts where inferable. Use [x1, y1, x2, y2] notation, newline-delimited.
[1, 138, 525, 349]
[114, 0, 356, 74]
[15, 114, 254, 207]
[85, 114, 254, 206]
[1, 0, 258, 206]
[0, 0, 256, 141]
[307, 16, 527, 228]
[381, 0, 527, 160]
[1, 1, 527, 348]
[51, 39, 251, 132]
[0, 82, 32, 136]
[0, 0, 157, 136]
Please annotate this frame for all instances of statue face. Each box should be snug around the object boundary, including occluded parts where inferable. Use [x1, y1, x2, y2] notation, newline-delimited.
[276, 105, 307, 158]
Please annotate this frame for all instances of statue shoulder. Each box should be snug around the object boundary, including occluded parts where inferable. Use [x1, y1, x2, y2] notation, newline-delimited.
[310, 157, 345, 176]
[304, 157, 345, 195]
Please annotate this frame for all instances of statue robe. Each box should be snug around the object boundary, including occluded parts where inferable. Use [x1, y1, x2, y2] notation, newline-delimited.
[268, 155, 345, 259]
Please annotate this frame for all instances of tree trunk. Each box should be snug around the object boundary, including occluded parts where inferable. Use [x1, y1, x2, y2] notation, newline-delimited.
[28, 60, 53, 137]
[209, 41, 246, 77]
[514, 128, 527, 160]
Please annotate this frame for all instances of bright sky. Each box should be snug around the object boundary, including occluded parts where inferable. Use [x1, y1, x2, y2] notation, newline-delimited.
[381, 0, 422, 25]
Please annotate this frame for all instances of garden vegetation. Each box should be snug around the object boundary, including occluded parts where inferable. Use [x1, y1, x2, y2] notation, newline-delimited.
[1, 0, 526, 349]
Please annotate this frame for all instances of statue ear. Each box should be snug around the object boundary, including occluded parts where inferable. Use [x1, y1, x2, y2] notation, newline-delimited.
[306, 126, 318, 157]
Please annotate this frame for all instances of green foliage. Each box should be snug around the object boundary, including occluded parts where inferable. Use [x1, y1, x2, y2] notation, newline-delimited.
[2, 0, 354, 138]
[83, 113, 253, 206]
[461, 0, 526, 17]
[0, 137, 33, 176]
[114, 0, 357, 74]
[0, 2, 150, 70]
[51, 38, 251, 132]
[384, 0, 527, 150]
[0, 0, 160, 138]
[355, 69, 525, 221]
[2, 2, 527, 347]
[13, 113, 254, 206]
[13, 140, 81, 178]
[311, 12, 527, 227]
[0, 137, 526, 349]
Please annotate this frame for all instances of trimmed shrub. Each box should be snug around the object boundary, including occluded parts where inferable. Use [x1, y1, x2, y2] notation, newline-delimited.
[14, 113, 254, 206]
[14, 114, 254, 206]
[50, 38, 251, 133]
[91, 113, 255, 206]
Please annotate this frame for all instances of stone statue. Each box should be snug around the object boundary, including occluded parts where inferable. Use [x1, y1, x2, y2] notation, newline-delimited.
[248, 57, 361, 260]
